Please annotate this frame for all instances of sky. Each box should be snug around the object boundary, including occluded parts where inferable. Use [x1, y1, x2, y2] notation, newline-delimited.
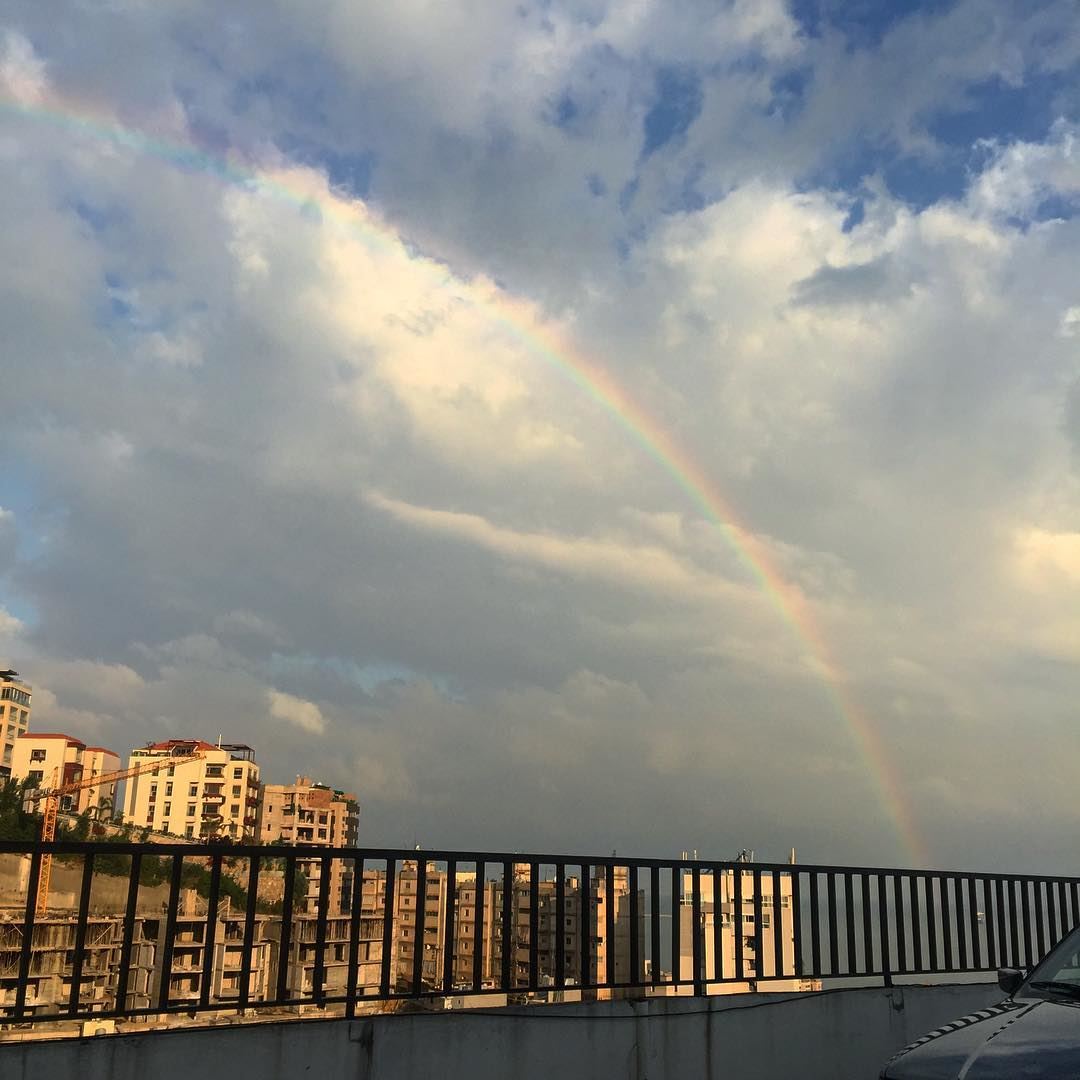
[1, 1, 1079, 872]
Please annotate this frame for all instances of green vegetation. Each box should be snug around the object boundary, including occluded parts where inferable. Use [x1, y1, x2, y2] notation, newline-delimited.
[0, 782, 309, 914]
[0, 780, 120, 842]
[0, 778, 38, 841]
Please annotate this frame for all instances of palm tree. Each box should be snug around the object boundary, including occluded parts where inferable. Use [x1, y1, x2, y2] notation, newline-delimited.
[87, 795, 113, 821]
[86, 795, 114, 835]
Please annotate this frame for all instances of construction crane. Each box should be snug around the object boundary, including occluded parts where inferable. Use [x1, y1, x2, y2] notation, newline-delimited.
[33, 742, 206, 917]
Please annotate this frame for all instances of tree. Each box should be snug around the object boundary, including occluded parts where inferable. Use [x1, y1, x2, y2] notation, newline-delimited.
[86, 795, 113, 822]
[0, 778, 37, 841]
[67, 810, 91, 842]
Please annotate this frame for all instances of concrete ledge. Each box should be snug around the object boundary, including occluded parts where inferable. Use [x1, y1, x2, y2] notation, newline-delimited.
[2, 983, 1002, 1080]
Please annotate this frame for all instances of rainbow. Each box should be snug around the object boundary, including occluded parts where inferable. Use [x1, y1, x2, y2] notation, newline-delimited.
[0, 90, 926, 865]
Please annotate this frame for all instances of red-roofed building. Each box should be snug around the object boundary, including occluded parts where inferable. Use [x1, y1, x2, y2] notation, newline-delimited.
[122, 739, 259, 840]
[10, 733, 121, 814]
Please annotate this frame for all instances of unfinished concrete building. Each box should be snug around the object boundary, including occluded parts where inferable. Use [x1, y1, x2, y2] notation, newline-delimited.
[0, 914, 155, 1017]
[269, 912, 385, 1004]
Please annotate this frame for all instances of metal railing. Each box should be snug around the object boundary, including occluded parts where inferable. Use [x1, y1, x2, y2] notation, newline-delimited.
[1, 840, 1077, 1024]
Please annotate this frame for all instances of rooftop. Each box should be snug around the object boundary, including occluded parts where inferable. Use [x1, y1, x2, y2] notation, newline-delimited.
[15, 732, 85, 747]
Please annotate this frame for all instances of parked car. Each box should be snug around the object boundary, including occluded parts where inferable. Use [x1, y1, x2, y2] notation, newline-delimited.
[881, 925, 1080, 1078]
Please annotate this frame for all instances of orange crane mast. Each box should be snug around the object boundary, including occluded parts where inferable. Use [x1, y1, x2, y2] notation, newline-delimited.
[34, 743, 206, 917]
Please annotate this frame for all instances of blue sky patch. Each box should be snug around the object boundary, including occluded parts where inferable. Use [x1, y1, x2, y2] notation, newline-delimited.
[790, 0, 956, 47]
[552, 92, 578, 130]
[642, 67, 704, 158]
[929, 73, 1066, 149]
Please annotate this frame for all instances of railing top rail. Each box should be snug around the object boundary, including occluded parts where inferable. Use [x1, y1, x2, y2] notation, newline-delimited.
[0, 839, 1076, 884]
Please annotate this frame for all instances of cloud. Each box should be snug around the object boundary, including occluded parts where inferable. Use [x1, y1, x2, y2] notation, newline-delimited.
[1015, 528, 1080, 587]
[967, 122, 1080, 221]
[1060, 306, 1080, 337]
[267, 689, 326, 735]
[0, 30, 46, 104]
[0, 606, 22, 639]
[365, 489, 750, 605]
[2, 1, 1080, 871]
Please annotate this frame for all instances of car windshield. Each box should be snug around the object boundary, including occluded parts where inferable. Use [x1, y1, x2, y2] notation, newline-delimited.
[1019, 927, 1080, 999]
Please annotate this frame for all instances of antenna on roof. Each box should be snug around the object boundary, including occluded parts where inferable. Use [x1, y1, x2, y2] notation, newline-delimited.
[218, 733, 222, 748]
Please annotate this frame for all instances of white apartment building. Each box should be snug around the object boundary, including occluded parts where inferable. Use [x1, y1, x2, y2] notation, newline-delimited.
[0, 669, 32, 780]
[77, 746, 123, 814]
[122, 740, 260, 840]
[10, 733, 121, 814]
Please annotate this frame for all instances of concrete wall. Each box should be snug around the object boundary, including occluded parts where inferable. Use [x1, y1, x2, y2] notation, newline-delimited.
[1, 982, 1002, 1080]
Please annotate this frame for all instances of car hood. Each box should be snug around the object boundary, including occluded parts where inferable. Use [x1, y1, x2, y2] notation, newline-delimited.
[883, 999, 1080, 1079]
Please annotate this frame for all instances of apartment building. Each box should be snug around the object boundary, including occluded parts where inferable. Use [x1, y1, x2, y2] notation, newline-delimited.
[0, 899, 273, 1017]
[0, 914, 156, 1017]
[669, 865, 819, 994]
[146, 905, 273, 1006]
[388, 862, 640, 996]
[0, 670, 32, 780]
[76, 746, 122, 815]
[257, 777, 359, 915]
[259, 777, 359, 847]
[270, 911, 385, 1003]
[8, 732, 116, 815]
[122, 740, 260, 840]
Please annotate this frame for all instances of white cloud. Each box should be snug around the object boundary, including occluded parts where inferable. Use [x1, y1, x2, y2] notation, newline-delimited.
[267, 689, 326, 735]
[1014, 528, 1080, 586]
[0, 30, 47, 104]
[365, 488, 753, 606]
[1059, 306, 1080, 338]
[0, 606, 22, 638]
[968, 123, 1080, 222]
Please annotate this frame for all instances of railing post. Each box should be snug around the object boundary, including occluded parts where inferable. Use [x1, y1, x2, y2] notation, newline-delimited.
[691, 864, 702, 995]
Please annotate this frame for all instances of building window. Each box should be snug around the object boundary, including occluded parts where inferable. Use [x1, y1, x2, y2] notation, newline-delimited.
[233, 767, 243, 779]
[163, 802, 171, 815]
[185, 825, 194, 837]
[162, 821, 170, 832]
[318, 828, 327, 839]
[189, 784, 198, 797]
[231, 803, 240, 815]
[165, 783, 173, 796]
[168, 766, 175, 776]
[232, 785, 241, 797]
[30, 749, 46, 762]
[27, 770, 43, 785]
[187, 804, 196, 817]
